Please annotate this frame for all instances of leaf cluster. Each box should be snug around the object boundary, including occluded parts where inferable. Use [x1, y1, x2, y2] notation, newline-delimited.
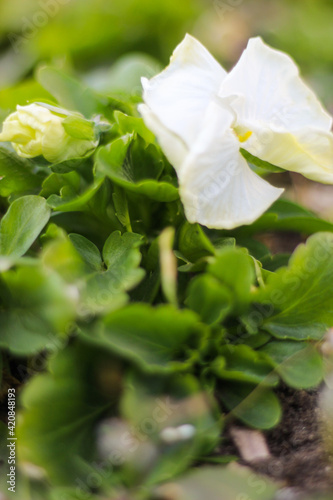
[0, 63, 332, 499]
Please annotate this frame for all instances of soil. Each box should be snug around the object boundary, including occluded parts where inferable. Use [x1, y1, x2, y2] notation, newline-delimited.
[218, 385, 333, 498]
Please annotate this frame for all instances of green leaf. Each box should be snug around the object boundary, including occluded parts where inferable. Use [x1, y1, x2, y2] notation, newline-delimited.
[102, 53, 162, 96]
[114, 111, 155, 144]
[112, 184, 132, 231]
[68, 233, 103, 272]
[47, 178, 104, 212]
[41, 232, 84, 282]
[18, 341, 117, 485]
[0, 195, 50, 259]
[129, 269, 160, 304]
[235, 236, 271, 261]
[186, 274, 232, 325]
[0, 144, 46, 198]
[219, 381, 281, 429]
[240, 148, 285, 173]
[261, 253, 291, 272]
[103, 230, 142, 268]
[81, 231, 145, 314]
[178, 222, 215, 263]
[96, 136, 178, 202]
[243, 331, 271, 349]
[159, 227, 178, 306]
[40, 170, 81, 198]
[107, 53, 162, 93]
[260, 341, 324, 388]
[213, 345, 278, 386]
[50, 154, 95, 175]
[256, 232, 333, 340]
[0, 265, 75, 355]
[232, 199, 333, 236]
[37, 66, 108, 118]
[62, 115, 96, 141]
[208, 247, 255, 311]
[153, 465, 277, 500]
[0, 79, 53, 111]
[85, 304, 206, 372]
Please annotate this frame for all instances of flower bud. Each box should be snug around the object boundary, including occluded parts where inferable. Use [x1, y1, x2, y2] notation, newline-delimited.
[0, 103, 98, 163]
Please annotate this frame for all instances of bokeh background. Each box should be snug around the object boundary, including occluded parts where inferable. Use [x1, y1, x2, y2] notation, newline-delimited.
[1, 0, 333, 100]
[0, 0, 333, 218]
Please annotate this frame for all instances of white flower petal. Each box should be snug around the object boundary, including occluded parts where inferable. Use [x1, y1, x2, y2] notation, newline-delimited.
[245, 125, 333, 183]
[0, 115, 33, 143]
[17, 103, 60, 129]
[138, 103, 187, 173]
[179, 103, 283, 229]
[14, 138, 43, 157]
[219, 37, 332, 133]
[142, 34, 226, 147]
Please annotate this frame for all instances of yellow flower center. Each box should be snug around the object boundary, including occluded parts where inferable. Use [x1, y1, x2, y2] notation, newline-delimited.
[237, 130, 253, 143]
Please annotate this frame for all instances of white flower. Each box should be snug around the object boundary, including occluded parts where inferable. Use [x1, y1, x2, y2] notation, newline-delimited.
[0, 103, 98, 163]
[139, 35, 333, 229]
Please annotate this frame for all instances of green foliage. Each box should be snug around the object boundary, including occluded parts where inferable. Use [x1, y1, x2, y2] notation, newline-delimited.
[153, 465, 277, 500]
[84, 304, 206, 372]
[230, 199, 333, 237]
[0, 144, 46, 198]
[213, 345, 278, 386]
[178, 222, 215, 262]
[185, 274, 232, 325]
[260, 341, 324, 389]
[36, 66, 110, 118]
[0, 195, 50, 259]
[208, 247, 255, 312]
[18, 341, 117, 484]
[219, 382, 281, 429]
[256, 232, 333, 340]
[1, 57, 332, 499]
[0, 264, 75, 354]
[241, 148, 285, 174]
[68, 233, 103, 272]
[67, 230, 146, 316]
[96, 135, 179, 202]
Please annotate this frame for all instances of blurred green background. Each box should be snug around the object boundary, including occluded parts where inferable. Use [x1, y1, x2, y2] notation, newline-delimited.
[0, 0, 332, 107]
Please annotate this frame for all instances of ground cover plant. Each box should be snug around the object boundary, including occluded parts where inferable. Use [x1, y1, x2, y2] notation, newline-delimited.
[1, 24, 333, 500]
